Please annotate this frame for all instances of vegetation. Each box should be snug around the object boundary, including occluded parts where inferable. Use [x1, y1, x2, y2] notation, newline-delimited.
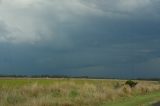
[125, 80, 138, 88]
[0, 78, 159, 106]
[103, 91, 160, 106]
[0, 74, 159, 81]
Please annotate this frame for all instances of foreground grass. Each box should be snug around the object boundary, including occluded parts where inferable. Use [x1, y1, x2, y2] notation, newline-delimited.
[0, 78, 159, 106]
[103, 91, 160, 106]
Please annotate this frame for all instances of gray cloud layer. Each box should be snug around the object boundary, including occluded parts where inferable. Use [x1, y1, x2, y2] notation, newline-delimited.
[0, 0, 160, 78]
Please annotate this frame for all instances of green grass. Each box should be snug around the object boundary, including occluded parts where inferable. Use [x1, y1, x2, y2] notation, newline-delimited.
[0, 78, 159, 106]
[103, 91, 160, 106]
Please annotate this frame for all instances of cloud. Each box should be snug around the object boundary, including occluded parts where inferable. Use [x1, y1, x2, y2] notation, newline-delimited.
[81, 0, 151, 14]
[0, 0, 159, 44]
[117, 0, 151, 11]
[0, 0, 105, 43]
[0, 0, 160, 78]
[0, 21, 9, 42]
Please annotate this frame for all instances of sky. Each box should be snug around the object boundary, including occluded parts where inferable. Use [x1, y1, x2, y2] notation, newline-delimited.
[0, 0, 160, 78]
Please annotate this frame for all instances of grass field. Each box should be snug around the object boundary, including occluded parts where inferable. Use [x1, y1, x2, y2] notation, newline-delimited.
[0, 78, 159, 106]
[103, 91, 160, 106]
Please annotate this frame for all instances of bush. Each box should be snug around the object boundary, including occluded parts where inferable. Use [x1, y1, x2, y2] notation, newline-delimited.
[125, 80, 137, 88]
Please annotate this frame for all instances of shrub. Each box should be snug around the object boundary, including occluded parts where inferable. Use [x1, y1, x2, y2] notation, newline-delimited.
[125, 80, 137, 88]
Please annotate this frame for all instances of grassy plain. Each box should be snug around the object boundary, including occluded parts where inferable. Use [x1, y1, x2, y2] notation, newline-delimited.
[0, 78, 159, 106]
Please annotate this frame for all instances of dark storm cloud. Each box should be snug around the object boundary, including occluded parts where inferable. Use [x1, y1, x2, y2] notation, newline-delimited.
[0, 0, 160, 78]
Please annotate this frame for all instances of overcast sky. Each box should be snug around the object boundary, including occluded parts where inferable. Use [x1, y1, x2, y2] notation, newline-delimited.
[0, 0, 160, 78]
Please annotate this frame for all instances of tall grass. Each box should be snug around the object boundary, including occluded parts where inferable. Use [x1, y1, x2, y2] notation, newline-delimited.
[0, 79, 159, 106]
